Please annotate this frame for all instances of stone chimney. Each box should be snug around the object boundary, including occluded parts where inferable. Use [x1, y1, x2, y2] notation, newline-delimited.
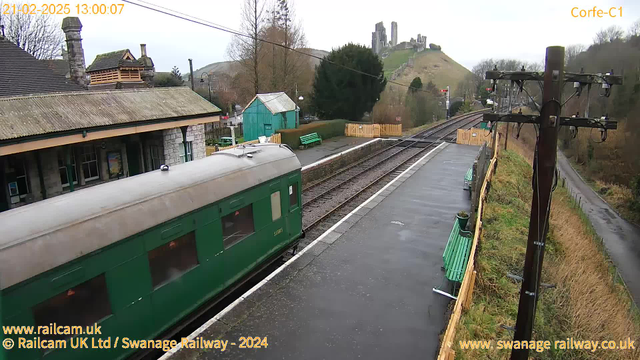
[61, 17, 88, 88]
[139, 43, 155, 86]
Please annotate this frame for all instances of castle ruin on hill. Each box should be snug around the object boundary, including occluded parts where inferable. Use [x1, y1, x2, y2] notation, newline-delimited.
[371, 21, 427, 56]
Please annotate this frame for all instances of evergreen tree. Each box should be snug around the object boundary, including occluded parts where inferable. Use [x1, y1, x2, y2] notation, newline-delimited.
[312, 43, 386, 120]
[409, 77, 423, 93]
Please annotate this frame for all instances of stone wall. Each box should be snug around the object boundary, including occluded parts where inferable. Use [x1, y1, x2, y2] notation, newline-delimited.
[162, 124, 206, 166]
[301, 140, 393, 187]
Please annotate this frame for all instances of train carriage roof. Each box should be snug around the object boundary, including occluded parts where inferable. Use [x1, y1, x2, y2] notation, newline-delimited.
[0, 144, 300, 290]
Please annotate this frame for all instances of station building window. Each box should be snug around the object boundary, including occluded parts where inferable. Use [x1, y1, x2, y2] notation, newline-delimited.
[32, 274, 112, 340]
[271, 192, 281, 221]
[148, 231, 199, 288]
[222, 204, 255, 249]
[81, 145, 100, 181]
[289, 184, 298, 209]
[6, 156, 30, 203]
[150, 145, 163, 170]
[179, 142, 193, 163]
[57, 151, 78, 187]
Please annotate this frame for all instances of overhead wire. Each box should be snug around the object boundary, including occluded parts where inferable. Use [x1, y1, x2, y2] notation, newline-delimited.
[121, 0, 429, 93]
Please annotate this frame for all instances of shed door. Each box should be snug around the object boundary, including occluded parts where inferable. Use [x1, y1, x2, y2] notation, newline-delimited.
[263, 123, 273, 137]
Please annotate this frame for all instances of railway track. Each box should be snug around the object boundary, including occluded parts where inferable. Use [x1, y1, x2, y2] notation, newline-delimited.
[299, 111, 485, 247]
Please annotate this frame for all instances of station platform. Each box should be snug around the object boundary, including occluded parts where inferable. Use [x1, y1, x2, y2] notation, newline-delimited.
[167, 143, 480, 360]
[294, 136, 374, 166]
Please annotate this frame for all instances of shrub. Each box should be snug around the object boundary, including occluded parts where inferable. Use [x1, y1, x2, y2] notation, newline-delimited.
[277, 120, 348, 148]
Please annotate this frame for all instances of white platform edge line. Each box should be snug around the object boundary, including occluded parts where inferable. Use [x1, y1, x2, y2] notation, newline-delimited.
[300, 138, 380, 171]
[159, 141, 447, 359]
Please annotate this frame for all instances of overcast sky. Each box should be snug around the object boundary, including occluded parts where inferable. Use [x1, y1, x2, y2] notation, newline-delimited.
[29, 0, 640, 72]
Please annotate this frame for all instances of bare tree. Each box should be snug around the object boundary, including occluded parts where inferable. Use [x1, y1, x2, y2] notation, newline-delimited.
[0, 3, 64, 59]
[227, 0, 266, 96]
[565, 44, 586, 68]
[629, 19, 640, 38]
[273, 0, 306, 97]
[593, 25, 624, 44]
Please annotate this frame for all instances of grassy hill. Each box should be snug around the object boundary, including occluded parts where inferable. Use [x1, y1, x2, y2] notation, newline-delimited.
[382, 49, 416, 77]
[383, 49, 470, 92]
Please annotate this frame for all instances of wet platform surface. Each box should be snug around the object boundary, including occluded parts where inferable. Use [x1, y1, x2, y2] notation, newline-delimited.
[294, 136, 373, 166]
[169, 143, 480, 360]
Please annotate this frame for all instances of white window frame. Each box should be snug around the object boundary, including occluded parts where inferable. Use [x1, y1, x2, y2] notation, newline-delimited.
[15, 159, 30, 198]
[179, 141, 193, 163]
[81, 145, 100, 181]
[271, 191, 282, 221]
[58, 151, 78, 188]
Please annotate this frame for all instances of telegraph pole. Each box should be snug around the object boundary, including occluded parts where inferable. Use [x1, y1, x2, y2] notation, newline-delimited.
[483, 45, 622, 360]
[511, 46, 564, 359]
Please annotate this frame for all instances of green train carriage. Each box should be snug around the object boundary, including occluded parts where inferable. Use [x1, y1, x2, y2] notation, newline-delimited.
[0, 143, 302, 360]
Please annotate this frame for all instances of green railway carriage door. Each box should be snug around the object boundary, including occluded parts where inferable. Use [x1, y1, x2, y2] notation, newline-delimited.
[262, 181, 286, 259]
[286, 174, 302, 240]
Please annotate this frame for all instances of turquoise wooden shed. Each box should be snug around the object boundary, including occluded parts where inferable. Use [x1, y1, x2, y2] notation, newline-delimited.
[242, 92, 298, 141]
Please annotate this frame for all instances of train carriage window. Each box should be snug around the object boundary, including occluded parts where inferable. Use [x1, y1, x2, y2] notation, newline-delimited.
[271, 192, 282, 221]
[148, 231, 199, 288]
[32, 274, 112, 341]
[222, 204, 255, 249]
[289, 184, 298, 209]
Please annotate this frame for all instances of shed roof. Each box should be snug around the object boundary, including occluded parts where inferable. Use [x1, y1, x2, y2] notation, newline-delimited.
[0, 38, 84, 97]
[86, 49, 143, 72]
[0, 87, 221, 141]
[244, 92, 296, 115]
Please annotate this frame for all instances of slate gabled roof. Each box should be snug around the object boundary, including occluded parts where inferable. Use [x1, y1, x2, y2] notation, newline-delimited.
[86, 49, 143, 72]
[0, 38, 84, 97]
[41, 59, 70, 78]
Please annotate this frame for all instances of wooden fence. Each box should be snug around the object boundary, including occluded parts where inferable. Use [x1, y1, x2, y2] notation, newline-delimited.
[437, 133, 499, 360]
[205, 133, 281, 156]
[456, 128, 492, 146]
[344, 123, 402, 138]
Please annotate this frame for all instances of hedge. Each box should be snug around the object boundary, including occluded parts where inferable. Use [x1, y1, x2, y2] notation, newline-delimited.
[277, 120, 348, 148]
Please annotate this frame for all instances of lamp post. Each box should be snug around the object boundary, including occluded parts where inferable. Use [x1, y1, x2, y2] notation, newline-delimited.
[296, 95, 304, 127]
[200, 72, 212, 103]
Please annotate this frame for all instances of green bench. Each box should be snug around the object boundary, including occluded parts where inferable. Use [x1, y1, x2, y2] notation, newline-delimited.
[464, 167, 473, 191]
[300, 133, 322, 147]
[442, 219, 473, 283]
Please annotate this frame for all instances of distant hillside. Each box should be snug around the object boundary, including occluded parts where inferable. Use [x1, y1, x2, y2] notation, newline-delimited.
[186, 48, 329, 81]
[383, 49, 471, 92]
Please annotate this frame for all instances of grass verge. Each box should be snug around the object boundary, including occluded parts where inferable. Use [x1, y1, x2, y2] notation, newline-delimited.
[453, 147, 640, 360]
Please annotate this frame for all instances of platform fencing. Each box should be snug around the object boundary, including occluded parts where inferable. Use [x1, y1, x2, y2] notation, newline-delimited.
[345, 123, 402, 138]
[456, 128, 492, 146]
[437, 132, 499, 360]
[205, 133, 281, 156]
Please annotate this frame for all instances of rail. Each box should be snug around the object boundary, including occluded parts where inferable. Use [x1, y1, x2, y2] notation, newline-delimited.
[437, 129, 499, 360]
[303, 112, 486, 232]
[304, 112, 484, 193]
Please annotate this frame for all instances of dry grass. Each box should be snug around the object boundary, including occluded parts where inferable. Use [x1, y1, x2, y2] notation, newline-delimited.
[548, 188, 640, 360]
[454, 134, 640, 359]
[394, 51, 471, 91]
